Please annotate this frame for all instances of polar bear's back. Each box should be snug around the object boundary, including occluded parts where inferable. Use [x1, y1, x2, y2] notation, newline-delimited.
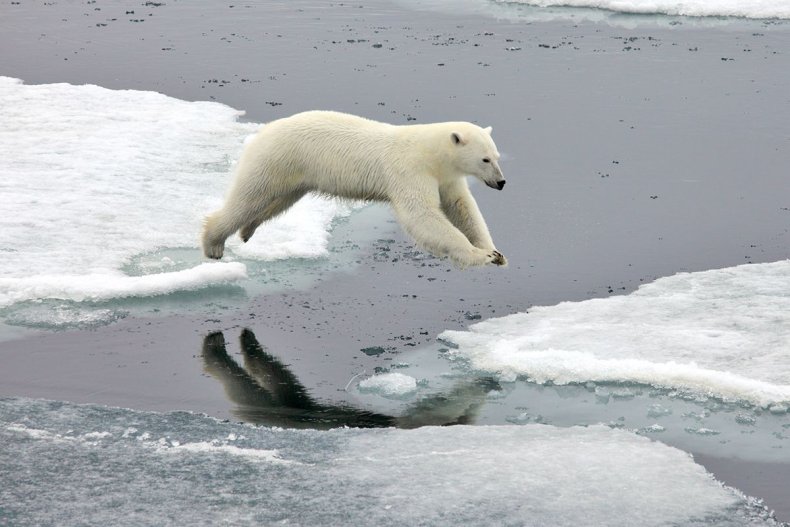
[261, 110, 379, 136]
[258, 111, 396, 154]
[240, 111, 411, 200]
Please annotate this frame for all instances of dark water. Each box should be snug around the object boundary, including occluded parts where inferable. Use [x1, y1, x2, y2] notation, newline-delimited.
[1, 0, 790, 523]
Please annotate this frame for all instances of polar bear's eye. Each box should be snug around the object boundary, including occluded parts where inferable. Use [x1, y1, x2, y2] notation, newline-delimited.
[482, 157, 491, 163]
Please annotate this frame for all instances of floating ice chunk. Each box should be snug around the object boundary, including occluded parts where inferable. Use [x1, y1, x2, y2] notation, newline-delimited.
[497, 0, 790, 19]
[685, 427, 721, 436]
[610, 387, 636, 399]
[505, 411, 533, 424]
[358, 372, 418, 398]
[735, 414, 757, 426]
[0, 77, 350, 308]
[0, 398, 776, 526]
[0, 262, 247, 306]
[594, 386, 611, 402]
[641, 424, 666, 433]
[440, 260, 790, 407]
[647, 404, 672, 418]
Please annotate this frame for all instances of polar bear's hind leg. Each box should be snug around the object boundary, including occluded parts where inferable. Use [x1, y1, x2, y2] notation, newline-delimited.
[238, 190, 306, 242]
[202, 208, 245, 259]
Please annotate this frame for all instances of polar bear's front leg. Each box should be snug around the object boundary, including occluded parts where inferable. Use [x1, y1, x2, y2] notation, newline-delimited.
[440, 179, 498, 251]
[391, 195, 504, 268]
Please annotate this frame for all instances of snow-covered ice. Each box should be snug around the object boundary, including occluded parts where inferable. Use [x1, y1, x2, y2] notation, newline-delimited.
[0, 77, 351, 312]
[0, 397, 778, 526]
[405, 0, 790, 20]
[498, 0, 790, 19]
[0, 262, 247, 307]
[440, 260, 790, 407]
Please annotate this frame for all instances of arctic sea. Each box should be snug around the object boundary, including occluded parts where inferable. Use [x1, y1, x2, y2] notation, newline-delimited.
[1, 0, 790, 522]
[1, 72, 788, 526]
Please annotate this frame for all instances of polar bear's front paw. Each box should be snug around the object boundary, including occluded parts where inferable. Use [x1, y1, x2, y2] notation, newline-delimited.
[455, 248, 505, 268]
[490, 250, 507, 267]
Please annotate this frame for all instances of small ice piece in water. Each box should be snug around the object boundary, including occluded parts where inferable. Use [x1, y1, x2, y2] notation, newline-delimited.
[594, 386, 611, 403]
[641, 424, 666, 434]
[735, 414, 757, 426]
[610, 387, 636, 399]
[506, 412, 532, 425]
[358, 372, 418, 398]
[647, 404, 673, 418]
[685, 427, 721, 436]
[768, 404, 788, 415]
[682, 410, 709, 422]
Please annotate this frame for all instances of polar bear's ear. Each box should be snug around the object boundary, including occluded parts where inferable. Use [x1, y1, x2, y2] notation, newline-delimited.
[483, 126, 493, 135]
[451, 132, 466, 145]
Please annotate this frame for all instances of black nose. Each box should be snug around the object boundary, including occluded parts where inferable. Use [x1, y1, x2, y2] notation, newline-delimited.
[497, 180, 506, 190]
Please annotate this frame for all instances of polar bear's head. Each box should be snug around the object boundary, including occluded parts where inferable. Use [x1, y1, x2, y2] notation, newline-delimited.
[449, 124, 506, 191]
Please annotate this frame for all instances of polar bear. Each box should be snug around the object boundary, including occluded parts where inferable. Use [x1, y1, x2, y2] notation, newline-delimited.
[202, 111, 507, 268]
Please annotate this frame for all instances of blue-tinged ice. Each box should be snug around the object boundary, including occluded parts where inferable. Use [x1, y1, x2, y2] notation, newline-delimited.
[0, 398, 779, 527]
[358, 372, 419, 398]
[1, 262, 247, 305]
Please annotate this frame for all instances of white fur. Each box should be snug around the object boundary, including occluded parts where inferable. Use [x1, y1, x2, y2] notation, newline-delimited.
[202, 111, 507, 268]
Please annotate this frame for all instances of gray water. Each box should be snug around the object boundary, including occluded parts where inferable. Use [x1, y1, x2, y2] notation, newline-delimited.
[1, 0, 790, 524]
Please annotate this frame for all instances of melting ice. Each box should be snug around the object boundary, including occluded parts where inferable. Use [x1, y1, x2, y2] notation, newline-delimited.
[400, 0, 790, 24]
[0, 397, 779, 526]
[440, 260, 790, 408]
[497, 0, 790, 19]
[358, 372, 419, 398]
[0, 77, 353, 327]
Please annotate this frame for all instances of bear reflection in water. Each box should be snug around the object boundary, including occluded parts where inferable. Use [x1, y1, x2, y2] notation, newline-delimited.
[202, 329, 498, 429]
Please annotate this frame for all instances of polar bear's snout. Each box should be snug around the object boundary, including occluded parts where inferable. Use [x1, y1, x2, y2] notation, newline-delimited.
[485, 178, 506, 190]
[484, 161, 506, 190]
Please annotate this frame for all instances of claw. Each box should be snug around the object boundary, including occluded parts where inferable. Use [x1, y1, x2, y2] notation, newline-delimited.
[491, 250, 507, 266]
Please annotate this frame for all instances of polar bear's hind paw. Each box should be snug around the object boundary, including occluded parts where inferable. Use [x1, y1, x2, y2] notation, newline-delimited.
[204, 244, 225, 260]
